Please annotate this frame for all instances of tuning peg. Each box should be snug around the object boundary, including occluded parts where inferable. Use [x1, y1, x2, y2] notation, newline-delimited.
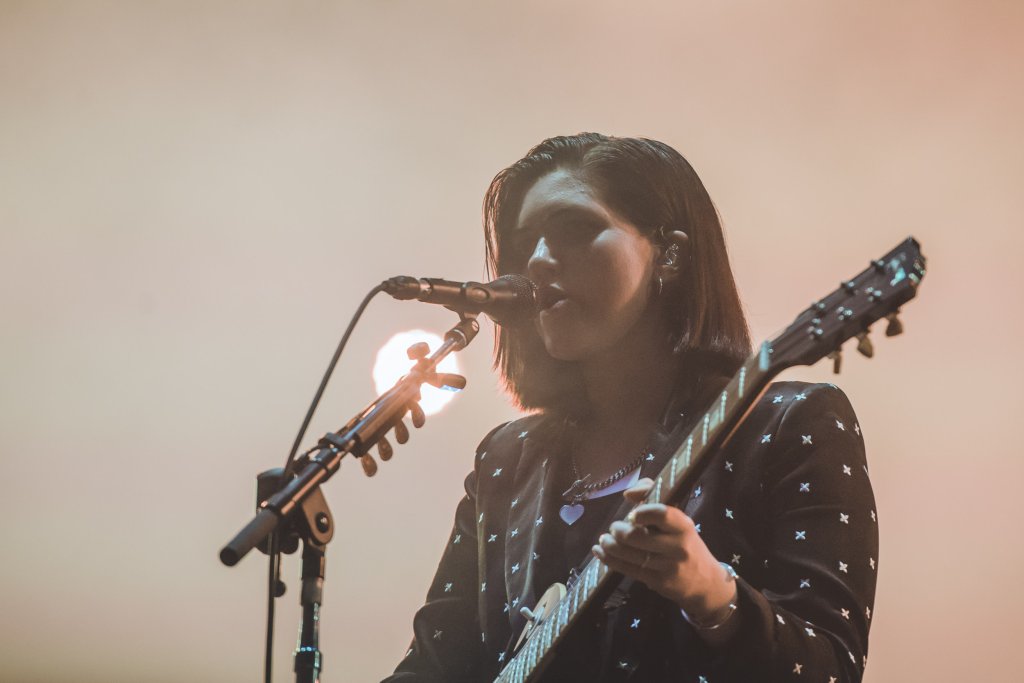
[394, 420, 410, 444]
[856, 332, 874, 358]
[360, 454, 379, 477]
[406, 342, 431, 360]
[828, 349, 843, 374]
[378, 435, 394, 461]
[885, 311, 904, 337]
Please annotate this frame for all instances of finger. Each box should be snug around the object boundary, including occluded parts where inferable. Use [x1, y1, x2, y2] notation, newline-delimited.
[595, 533, 650, 567]
[592, 542, 665, 584]
[628, 504, 694, 535]
[607, 521, 687, 558]
[623, 477, 655, 503]
[597, 531, 679, 570]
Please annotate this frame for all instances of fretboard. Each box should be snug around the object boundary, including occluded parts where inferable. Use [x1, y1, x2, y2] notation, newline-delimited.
[493, 345, 775, 683]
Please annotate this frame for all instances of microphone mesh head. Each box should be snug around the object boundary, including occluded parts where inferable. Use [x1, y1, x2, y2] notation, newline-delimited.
[491, 274, 537, 326]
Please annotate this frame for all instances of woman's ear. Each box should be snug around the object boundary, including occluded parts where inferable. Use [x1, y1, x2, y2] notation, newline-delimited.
[655, 230, 690, 286]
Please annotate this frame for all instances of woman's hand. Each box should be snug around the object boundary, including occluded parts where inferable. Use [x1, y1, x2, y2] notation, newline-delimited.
[591, 477, 737, 626]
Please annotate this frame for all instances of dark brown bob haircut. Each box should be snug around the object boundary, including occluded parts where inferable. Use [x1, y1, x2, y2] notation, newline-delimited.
[484, 133, 751, 414]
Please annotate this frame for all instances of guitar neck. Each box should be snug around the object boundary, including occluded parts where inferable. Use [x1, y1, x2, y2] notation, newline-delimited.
[494, 347, 776, 683]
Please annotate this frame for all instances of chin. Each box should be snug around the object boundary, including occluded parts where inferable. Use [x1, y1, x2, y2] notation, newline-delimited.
[539, 330, 608, 363]
[540, 338, 582, 362]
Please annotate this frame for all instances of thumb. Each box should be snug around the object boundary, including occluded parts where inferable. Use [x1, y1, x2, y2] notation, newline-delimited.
[623, 477, 655, 503]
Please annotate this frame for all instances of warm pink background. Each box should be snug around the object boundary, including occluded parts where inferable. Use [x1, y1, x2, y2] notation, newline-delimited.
[2, 2, 1021, 681]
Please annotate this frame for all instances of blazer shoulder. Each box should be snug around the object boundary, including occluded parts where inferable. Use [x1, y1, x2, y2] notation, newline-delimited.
[758, 381, 856, 414]
[473, 413, 548, 462]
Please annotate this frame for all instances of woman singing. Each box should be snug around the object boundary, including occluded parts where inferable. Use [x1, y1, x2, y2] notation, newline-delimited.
[385, 134, 878, 682]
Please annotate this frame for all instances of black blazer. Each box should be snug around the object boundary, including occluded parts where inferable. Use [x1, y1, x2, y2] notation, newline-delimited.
[386, 382, 878, 682]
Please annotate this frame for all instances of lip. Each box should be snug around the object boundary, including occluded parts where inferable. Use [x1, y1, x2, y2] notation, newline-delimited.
[536, 285, 568, 311]
[539, 299, 571, 320]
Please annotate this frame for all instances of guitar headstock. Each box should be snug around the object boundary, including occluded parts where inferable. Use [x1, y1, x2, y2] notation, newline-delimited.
[766, 237, 925, 373]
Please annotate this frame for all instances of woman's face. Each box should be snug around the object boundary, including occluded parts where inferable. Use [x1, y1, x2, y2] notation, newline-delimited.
[510, 169, 658, 361]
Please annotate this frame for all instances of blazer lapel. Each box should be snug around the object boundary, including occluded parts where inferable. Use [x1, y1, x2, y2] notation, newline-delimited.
[503, 428, 554, 633]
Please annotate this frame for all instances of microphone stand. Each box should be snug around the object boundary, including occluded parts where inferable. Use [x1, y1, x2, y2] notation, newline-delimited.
[220, 312, 480, 682]
[295, 491, 330, 683]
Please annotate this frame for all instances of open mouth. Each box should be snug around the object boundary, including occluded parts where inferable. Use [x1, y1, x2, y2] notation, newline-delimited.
[536, 285, 567, 312]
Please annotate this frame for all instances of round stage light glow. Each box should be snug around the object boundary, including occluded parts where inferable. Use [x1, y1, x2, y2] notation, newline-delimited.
[372, 330, 461, 417]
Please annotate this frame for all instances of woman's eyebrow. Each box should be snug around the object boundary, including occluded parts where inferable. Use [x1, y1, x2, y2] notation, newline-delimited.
[516, 204, 600, 233]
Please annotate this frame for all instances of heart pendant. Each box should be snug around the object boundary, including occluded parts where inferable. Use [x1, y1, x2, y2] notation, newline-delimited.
[559, 503, 585, 525]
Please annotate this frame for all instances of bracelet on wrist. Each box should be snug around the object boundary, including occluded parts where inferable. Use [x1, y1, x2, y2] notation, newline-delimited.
[680, 562, 739, 631]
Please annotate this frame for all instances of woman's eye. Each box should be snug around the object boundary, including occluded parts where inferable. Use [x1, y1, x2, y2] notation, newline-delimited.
[510, 234, 538, 258]
[504, 219, 602, 264]
[501, 234, 536, 267]
[549, 222, 600, 247]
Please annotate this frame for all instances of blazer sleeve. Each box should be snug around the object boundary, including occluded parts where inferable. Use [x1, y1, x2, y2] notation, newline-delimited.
[709, 383, 879, 683]
[383, 425, 507, 683]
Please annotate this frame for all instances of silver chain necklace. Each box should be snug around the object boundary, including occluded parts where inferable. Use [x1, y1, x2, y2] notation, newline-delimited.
[561, 451, 647, 506]
[558, 446, 649, 526]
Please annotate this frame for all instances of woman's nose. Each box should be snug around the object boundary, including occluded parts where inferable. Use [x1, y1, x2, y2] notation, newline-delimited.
[526, 236, 558, 281]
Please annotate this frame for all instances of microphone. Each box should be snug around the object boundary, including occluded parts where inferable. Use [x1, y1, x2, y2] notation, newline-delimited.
[382, 274, 536, 325]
